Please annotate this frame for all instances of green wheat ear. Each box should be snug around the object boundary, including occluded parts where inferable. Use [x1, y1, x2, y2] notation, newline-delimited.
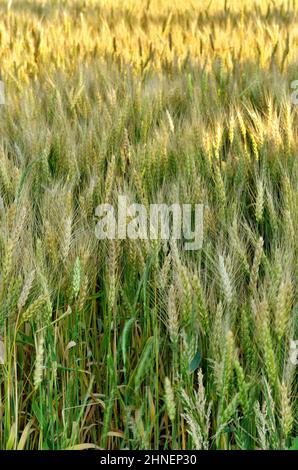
[72, 256, 81, 298]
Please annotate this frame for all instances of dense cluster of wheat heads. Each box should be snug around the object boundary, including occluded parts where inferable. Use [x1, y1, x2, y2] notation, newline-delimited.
[0, 0, 297, 450]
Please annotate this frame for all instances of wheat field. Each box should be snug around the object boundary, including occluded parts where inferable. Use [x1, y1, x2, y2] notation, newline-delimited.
[0, 0, 297, 450]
